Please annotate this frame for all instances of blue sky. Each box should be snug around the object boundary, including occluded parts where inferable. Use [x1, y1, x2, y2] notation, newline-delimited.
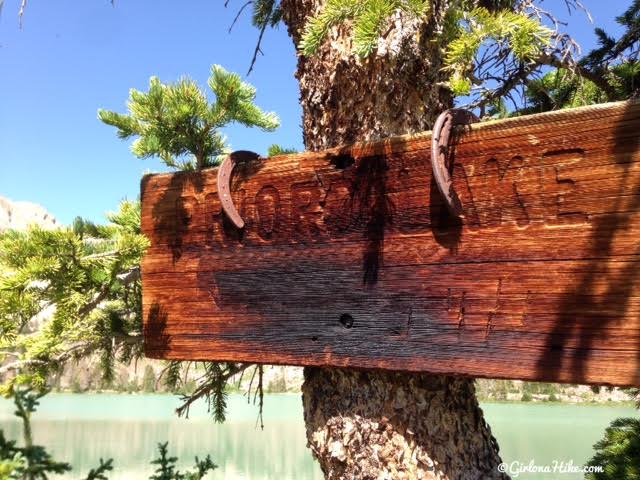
[0, 1, 625, 225]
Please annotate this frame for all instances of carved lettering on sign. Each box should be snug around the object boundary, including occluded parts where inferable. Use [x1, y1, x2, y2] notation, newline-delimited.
[544, 149, 589, 226]
[501, 156, 531, 227]
[452, 162, 480, 229]
[203, 189, 246, 248]
[255, 186, 281, 241]
[204, 192, 225, 247]
[446, 279, 532, 340]
[291, 181, 326, 243]
[323, 179, 352, 236]
[489, 280, 533, 331]
[159, 148, 592, 253]
[197, 272, 221, 311]
[457, 290, 466, 330]
[474, 156, 531, 228]
[476, 158, 503, 228]
[471, 150, 590, 228]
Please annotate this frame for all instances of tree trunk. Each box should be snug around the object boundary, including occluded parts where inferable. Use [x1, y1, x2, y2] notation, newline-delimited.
[280, 1, 508, 478]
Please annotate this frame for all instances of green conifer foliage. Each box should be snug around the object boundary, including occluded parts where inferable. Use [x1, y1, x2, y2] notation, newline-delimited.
[519, 1, 639, 114]
[267, 144, 297, 157]
[586, 418, 640, 480]
[1, 67, 277, 425]
[0, 387, 93, 480]
[0, 387, 216, 480]
[98, 65, 279, 171]
[297, 0, 551, 95]
[445, 7, 551, 95]
[581, 0, 640, 95]
[150, 442, 217, 480]
[0, 201, 148, 392]
[298, 0, 431, 57]
[520, 69, 607, 114]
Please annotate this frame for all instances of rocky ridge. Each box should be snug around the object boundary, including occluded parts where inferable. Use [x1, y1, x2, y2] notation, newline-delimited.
[0, 196, 58, 231]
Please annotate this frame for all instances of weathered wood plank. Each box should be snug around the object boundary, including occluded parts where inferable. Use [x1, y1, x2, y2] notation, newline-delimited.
[141, 100, 640, 386]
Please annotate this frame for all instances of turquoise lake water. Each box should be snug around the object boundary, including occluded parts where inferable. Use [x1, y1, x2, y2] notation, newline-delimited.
[0, 394, 636, 479]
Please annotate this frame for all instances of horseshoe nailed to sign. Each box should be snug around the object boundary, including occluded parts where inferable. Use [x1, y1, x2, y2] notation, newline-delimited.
[141, 100, 640, 387]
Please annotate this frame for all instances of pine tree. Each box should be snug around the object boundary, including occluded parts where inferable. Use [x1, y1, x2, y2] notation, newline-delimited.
[149, 442, 216, 480]
[522, 1, 639, 114]
[0, 387, 216, 480]
[253, 0, 601, 110]
[586, 418, 640, 480]
[267, 144, 298, 157]
[1, 63, 283, 424]
[142, 365, 157, 394]
[0, 201, 148, 393]
[98, 65, 279, 171]
[0, 387, 112, 480]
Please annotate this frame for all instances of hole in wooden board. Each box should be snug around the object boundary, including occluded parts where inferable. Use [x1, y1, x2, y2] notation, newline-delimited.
[339, 313, 354, 329]
[330, 154, 355, 170]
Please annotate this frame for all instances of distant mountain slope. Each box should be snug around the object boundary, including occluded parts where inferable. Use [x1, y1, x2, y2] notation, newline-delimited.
[0, 196, 58, 231]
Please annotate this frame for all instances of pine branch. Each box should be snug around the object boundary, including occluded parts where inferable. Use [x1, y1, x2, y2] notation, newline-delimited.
[18, 0, 26, 29]
[0, 201, 148, 392]
[0, 342, 96, 376]
[247, 19, 268, 75]
[256, 365, 264, 430]
[0, 358, 47, 375]
[81, 250, 120, 261]
[537, 52, 618, 101]
[112, 331, 143, 346]
[154, 362, 177, 391]
[84, 458, 114, 480]
[77, 266, 139, 318]
[229, 0, 253, 33]
[175, 363, 251, 420]
[99, 65, 279, 171]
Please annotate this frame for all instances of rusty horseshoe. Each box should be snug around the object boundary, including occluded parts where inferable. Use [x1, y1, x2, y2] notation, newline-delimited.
[430, 109, 479, 217]
[217, 150, 260, 229]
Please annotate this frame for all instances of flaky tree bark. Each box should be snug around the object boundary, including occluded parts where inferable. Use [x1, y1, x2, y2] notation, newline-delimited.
[280, 1, 508, 478]
[281, 0, 450, 151]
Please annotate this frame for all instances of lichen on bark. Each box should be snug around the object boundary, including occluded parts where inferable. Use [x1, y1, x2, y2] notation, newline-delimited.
[282, 0, 452, 151]
[303, 369, 505, 479]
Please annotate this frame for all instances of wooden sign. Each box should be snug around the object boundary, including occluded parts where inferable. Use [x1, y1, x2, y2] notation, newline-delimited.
[141, 101, 640, 387]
